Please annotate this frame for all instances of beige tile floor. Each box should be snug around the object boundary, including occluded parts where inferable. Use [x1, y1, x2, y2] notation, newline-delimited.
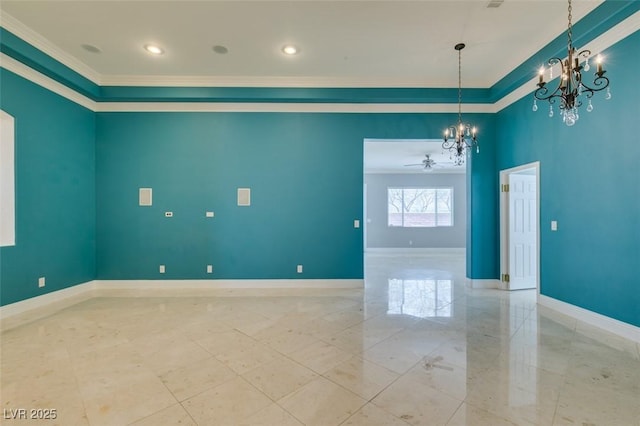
[1, 253, 639, 425]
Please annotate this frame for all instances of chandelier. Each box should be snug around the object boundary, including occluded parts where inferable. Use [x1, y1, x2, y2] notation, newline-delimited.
[443, 43, 478, 166]
[533, 0, 611, 126]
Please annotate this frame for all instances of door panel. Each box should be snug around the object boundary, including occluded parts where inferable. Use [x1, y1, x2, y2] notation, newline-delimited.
[508, 173, 537, 290]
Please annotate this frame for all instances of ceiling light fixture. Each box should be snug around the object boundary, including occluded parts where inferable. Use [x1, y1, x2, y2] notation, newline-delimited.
[212, 45, 229, 54]
[144, 44, 164, 55]
[282, 45, 299, 55]
[81, 44, 101, 54]
[532, 0, 611, 126]
[443, 43, 478, 166]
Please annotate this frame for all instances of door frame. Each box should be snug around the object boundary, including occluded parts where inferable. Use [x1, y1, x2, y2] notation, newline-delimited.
[499, 161, 540, 293]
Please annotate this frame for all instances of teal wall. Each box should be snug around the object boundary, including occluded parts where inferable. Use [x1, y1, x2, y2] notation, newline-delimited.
[95, 112, 494, 280]
[0, 3, 637, 329]
[0, 69, 96, 306]
[496, 30, 640, 327]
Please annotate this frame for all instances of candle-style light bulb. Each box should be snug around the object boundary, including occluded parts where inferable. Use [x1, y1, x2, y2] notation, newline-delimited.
[596, 55, 603, 74]
[538, 67, 545, 84]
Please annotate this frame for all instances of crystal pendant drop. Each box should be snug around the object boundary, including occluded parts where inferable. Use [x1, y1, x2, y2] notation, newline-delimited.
[564, 108, 578, 126]
[532, 99, 538, 112]
[548, 105, 554, 118]
[586, 99, 594, 112]
[584, 57, 590, 71]
[605, 87, 612, 100]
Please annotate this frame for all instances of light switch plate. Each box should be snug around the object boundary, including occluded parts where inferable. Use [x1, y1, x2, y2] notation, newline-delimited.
[207, 265, 213, 273]
[297, 265, 303, 273]
[38, 277, 45, 288]
[206, 211, 214, 218]
[159, 265, 165, 273]
[551, 220, 558, 231]
[354, 219, 360, 228]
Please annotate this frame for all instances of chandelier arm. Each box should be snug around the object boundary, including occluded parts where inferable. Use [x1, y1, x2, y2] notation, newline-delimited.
[580, 75, 610, 94]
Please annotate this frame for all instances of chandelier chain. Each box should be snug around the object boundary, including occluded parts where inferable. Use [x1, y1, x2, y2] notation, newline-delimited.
[457, 48, 462, 122]
[567, 0, 573, 52]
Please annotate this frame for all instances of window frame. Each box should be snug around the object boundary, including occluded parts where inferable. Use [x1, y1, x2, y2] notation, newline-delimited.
[387, 186, 454, 228]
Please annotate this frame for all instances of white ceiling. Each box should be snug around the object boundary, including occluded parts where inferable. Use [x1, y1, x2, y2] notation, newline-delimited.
[0, 0, 603, 87]
[0, 1, 605, 173]
[365, 139, 466, 174]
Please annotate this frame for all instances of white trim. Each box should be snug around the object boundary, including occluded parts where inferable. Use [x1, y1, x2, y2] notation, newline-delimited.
[0, 11, 101, 84]
[365, 248, 465, 255]
[0, 278, 363, 329]
[0, 11, 637, 113]
[100, 75, 467, 89]
[539, 294, 640, 344]
[0, 53, 96, 110]
[467, 279, 501, 289]
[94, 102, 493, 114]
[0, 281, 97, 330]
[0, 110, 16, 247]
[494, 10, 640, 112]
[94, 279, 363, 290]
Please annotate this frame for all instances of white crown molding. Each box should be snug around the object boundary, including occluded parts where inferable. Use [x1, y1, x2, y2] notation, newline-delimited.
[1, 11, 637, 114]
[0, 53, 96, 110]
[539, 294, 640, 344]
[494, 10, 640, 113]
[99, 75, 455, 88]
[0, 11, 101, 85]
[94, 102, 493, 113]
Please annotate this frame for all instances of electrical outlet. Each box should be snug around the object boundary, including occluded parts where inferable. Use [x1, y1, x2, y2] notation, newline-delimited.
[354, 219, 360, 228]
[159, 265, 165, 273]
[551, 221, 558, 231]
[297, 265, 303, 273]
[207, 265, 213, 274]
[165, 212, 173, 217]
[38, 277, 45, 288]
[206, 211, 214, 218]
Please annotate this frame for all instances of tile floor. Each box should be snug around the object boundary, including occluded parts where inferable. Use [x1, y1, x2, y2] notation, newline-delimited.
[1, 253, 639, 425]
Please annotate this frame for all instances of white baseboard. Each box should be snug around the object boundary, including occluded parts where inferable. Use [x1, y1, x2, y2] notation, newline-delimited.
[94, 279, 363, 291]
[538, 294, 640, 344]
[0, 281, 97, 330]
[365, 248, 465, 255]
[0, 278, 363, 329]
[467, 279, 501, 289]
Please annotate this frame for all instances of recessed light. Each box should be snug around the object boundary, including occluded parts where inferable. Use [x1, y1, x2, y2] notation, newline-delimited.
[144, 44, 164, 55]
[81, 44, 101, 54]
[212, 45, 229, 54]
[282, 45, 299, 55]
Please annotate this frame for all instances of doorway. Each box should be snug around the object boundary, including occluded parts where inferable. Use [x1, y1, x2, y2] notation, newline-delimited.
[500, 162, 539, 291]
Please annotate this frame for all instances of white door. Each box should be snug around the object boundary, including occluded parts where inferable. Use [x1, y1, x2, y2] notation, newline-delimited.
[508, 173, 537, 290]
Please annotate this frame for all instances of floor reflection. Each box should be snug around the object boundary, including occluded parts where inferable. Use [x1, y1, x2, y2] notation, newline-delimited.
[1, 253, 638, 425]
[387, 279, 452, 318]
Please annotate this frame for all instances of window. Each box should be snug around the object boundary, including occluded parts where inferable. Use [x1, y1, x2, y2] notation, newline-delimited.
[0, 110, 15, 246]
[388, 187, 453, 227]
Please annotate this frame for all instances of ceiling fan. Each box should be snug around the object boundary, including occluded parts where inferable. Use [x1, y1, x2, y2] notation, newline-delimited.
[404, 154, 437, 171]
